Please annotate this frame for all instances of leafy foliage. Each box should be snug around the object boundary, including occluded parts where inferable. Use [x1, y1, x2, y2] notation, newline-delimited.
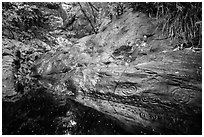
[2, 2, 51, 41]
[59, 2, 127, 37]
[3, 2, 202, 47]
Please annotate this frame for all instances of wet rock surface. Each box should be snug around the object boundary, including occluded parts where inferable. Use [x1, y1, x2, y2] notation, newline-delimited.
[2, 11, 202, 135]
[30, 49, 201, 134]
[30, 12, 201, 134]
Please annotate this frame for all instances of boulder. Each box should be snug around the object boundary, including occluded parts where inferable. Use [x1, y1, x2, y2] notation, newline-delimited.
[31, 12, 202, 134]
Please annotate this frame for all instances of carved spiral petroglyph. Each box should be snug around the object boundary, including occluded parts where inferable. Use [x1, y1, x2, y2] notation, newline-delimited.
[115, 84, 138, 96]
[171, 88, 190, 104]
[139, 110, 151, 121]
[141, 94, 159, 104]
[129, 85, 137, 92]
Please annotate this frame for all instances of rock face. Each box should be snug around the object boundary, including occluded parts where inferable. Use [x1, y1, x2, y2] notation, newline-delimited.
[31, 12, 202, 134]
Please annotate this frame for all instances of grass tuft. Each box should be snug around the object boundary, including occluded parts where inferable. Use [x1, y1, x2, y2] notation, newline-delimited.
[128, 2, 202, 48]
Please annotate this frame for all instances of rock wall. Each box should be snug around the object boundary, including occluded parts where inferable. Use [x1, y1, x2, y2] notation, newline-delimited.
[31, 12, 202, 134]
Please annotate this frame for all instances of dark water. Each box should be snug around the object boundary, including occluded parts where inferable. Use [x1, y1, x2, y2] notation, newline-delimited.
[2, 87, 135, 135]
